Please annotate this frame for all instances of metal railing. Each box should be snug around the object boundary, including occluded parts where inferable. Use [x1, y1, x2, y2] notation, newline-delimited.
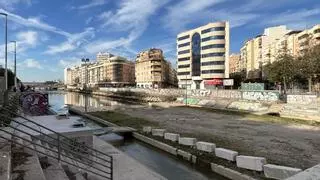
[0, 105, 113, 179]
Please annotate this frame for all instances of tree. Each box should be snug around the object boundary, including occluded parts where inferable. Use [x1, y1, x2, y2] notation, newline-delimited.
[0, 68, 21, 89]
[230, 70, 246, 88]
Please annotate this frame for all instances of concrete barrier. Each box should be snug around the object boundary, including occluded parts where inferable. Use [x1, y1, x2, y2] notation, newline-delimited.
[178, 137, 197, 146]
[133, 133, 177, 155]
[142, 126, 152, 133]
[285, 164, 320, 180]
[236, 156, 266, 171]
[177, 149, 192, 161]
[196, 142, 216, 153]
[211, 163, 256, 180]
[215, 148, 238, 161]
[164, 133, 180, 142]
[151, 129, 166, 137]
[263, 164, 302, 180]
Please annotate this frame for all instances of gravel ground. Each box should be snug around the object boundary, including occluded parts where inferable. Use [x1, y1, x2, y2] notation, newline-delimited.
[120, 105, 320, 170]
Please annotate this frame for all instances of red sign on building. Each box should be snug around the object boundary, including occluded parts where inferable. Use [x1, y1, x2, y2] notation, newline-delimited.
[204, 79, 223, 85]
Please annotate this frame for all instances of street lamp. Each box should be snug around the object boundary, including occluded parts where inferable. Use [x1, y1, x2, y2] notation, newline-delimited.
[0, 12, 8, 91]
[81, 58, 89, 112]
[10, 41, 17, 89]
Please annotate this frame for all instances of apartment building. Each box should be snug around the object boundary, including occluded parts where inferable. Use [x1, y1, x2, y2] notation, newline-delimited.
[240, 25, 289, 75]
[297, 24, 320, 54]
[64, 53, 135, 88]
[229, 54, 241, 74]
[135, 48, 177, 88]
[176, 21, 230, 89]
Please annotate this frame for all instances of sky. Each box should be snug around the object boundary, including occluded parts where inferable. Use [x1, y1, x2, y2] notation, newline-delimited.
[0, 0, 319, 82]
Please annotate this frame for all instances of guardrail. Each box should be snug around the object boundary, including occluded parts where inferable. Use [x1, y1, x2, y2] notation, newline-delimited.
[0, 103, 113, 179]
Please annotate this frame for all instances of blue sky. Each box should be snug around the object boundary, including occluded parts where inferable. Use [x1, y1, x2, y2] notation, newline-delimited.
[0, 0, 319, 82]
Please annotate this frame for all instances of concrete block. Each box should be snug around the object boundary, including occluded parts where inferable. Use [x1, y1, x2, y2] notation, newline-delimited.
[177, 149, 192, 161]
[191, 155, 197, 164]
[236, 156, 266, 171]
[196, 142, 216, 153]
[211, 163, 256, 180]
[178, 137, 197, 146]
[164, 133, 180, 142]
[263, 164, 302, 180]
[151, 129, 166, 137]
[215, 148, 238, 161]
[286, 164, 320, 180]
[142, 126, 152, 133]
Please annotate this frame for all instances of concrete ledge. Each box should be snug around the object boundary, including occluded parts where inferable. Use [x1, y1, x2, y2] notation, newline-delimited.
[211, 163, 256, 180]
[178, 137, 197, 146]
[164, 133, 180, 142]
[177, 149, 192, 161]
[142, 126, 152, 133]
[196, 141, 216, 153]
[236, 156, 266, 171]
[263, 164, 302, 180]
[133, 133, 177, 155]
[151, 129, 166, 137]
[215, 148, 238, 161]
[285, 164, 320, 180]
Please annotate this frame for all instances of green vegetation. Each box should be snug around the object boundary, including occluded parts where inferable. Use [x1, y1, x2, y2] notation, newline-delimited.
[179, 106, 320, 126]
[89, 111, 159, 129]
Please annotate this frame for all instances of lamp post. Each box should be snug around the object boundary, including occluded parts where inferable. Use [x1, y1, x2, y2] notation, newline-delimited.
[10, 41, 16, 89]
[0, 12, 8, 91]
[81, 58, 89, 112]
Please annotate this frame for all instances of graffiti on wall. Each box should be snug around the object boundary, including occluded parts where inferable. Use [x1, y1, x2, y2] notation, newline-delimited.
[241, 83, 265, 91]
[211, 90, 241, 99]
[242, 91, 279, 102]
[20, 92, 49, 115]
[183, 98, 200, 105]
[286, 94, 317, 105]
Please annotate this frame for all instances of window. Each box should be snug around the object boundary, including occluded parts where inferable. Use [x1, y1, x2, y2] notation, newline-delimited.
[314, 29, 320, 34]
[201, 61, 225, 66]
[178, 42, 190, 48]
[178, 64, 190, 68]
[201, 70, 224, 74]
[202, 52, 225, 58]
[191, 33, 201, 76]
[201, 44, 225, 50]
[178, 57, 190, 61]
[298, 34, 309, 40]
[178, 72, 190, 75]
[178, 35, 190, 41]
[178, 50, 190, 55]
[201, 27, 225, 34]
[202, 35, 225, 42]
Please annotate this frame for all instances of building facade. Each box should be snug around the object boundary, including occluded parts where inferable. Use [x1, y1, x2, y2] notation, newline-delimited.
[64, 53, 135, 88]
[176, 22, 230, 89]
[135, 48, 177, 88]
[229, 54, 241, 74]
[297, 24, 320, 54]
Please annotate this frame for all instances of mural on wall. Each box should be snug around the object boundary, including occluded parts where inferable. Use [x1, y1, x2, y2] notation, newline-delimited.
[20, 92, 49, 115]
[241, 83, 265, 91]
[242, 91, 279, 102]
[183, 98, 200, 105]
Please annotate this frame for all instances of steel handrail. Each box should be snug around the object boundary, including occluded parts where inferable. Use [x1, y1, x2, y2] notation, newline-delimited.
[0, 106, 112, 160]
[2, 122, 112, 169]
[0, 134, 112, 179]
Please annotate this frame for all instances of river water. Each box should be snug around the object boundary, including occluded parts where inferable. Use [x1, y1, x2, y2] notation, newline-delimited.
[48, 91, 226, 180]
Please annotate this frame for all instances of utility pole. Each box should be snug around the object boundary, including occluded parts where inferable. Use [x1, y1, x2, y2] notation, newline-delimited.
[10, 41, 17, 88]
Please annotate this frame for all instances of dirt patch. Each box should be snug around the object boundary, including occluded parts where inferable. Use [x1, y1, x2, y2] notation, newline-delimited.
[92, 105, 320, 170]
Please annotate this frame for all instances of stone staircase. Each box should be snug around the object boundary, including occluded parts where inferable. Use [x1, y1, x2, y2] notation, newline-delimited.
[1, 128, 112, 180]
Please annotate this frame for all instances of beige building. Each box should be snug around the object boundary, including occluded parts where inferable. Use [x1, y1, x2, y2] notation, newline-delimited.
[229, 54, 241, 74]
[240, 25, 289, 75]
[297, 24, 320, 54]
[177, 21, 230, 89]
[65, 53, 135, 88]
[135, 48, 177, 88]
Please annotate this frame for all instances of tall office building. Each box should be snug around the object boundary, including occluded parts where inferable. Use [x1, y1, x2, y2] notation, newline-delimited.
[176, 22, 230, 89]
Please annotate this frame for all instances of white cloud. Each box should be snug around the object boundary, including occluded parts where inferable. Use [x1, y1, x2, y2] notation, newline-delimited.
[0, 0, 31, 11]
[73, 0, 107, 10]
[85, 0, 168, 54]
[45, 27, 95, 55]
[163, 0, 226, 32]
[16, 31, 38, 45]
[58, 58, 81, 68]
[0, 9, 71, 37]
[19, 59, 42, 69]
